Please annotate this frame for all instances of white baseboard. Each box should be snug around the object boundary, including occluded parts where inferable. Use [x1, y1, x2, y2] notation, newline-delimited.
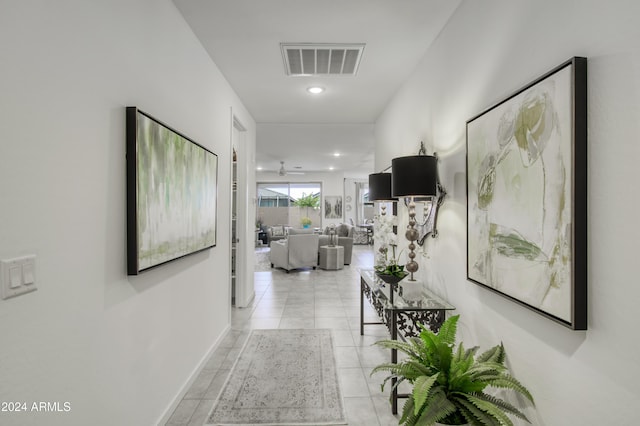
[156, 324, 231, 425]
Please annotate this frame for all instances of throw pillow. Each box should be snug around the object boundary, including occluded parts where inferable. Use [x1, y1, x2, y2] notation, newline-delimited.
[336, 224, 349, 237]
[271, 226, 284, 237]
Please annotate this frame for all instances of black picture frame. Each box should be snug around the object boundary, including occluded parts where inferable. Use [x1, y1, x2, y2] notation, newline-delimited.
[466, 57, 587, 330]
[126, 107, 218, 275]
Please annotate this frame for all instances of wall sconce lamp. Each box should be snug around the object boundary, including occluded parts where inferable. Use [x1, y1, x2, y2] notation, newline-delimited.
[391, 142, 447, 281]
[368, 172, 398, 217]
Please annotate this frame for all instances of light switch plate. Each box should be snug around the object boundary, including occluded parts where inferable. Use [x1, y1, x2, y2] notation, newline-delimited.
[1, 255, 37, 300]
[9, 265, 22, 288]
[22, 258, 35, 285]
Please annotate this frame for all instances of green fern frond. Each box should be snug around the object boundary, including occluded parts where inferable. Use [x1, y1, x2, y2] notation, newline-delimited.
[465, 393, 514, 426]
[467, 372, 505, 383]
[450, 343, 480, 382]
[372, 360, 432, 384]
[418, 326, 439, 357]
[467, 361, 506, 377]
[453, 342, 479, 365]
[465, 370, 504, 388]
[416, 388, 457, 425]
[477, 343, 505, 364]
[469, 392, 531, 423]
[410, 336, 434, 362]
[400, 395, 417, 426]
[456, 397, 501, 426]
[452, 341, 465, 363]
[433, 314, 459, 345]
[486, 375, 535, 404]
[375, 339, 422, 359]
[465, 345, 480, 359]
[403, 359, 436, 377]
[388, 377, 408, 404]
[370, 362, 403, 376]
[412, 374, 439, 415]
[449, 375, 487, 394]
[376, 372, 397, 393]
[371, 361, 421, 376]
[433, 342, 454, 380]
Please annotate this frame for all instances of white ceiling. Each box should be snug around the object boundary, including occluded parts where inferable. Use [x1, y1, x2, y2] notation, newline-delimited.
[174, 0, 460, 175]
[256, 123, 375, 177]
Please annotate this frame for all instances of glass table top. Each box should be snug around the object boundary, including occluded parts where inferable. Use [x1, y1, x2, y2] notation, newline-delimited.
[360, 269, 456, 311]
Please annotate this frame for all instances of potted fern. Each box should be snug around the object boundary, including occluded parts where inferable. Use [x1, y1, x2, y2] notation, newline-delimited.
[372, 315, 534, 425]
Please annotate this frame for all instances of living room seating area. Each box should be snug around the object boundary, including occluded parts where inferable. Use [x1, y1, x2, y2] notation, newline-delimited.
[268, 223, 357, 271]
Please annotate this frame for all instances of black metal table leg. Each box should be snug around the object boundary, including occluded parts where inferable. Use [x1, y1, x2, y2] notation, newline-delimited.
[391, 309, 398, 414]
[360, 278, 364, 336]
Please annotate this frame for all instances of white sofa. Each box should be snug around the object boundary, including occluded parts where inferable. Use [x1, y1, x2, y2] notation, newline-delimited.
[269, 234, 320, 272]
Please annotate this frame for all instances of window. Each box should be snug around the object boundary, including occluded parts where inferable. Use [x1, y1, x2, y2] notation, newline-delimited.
[257, 182, 322, 228]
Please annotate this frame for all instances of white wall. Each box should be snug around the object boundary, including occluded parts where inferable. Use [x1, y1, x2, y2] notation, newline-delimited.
[375, 0, 640, 424]
[0, 1, 255, 425]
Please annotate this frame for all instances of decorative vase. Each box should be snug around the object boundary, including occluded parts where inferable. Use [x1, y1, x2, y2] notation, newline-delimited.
[303, 224, 310, 228]
[375, 272, 408, 285]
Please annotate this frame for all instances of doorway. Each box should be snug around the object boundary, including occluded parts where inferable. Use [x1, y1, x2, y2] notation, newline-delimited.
[230, 116, 254, 307]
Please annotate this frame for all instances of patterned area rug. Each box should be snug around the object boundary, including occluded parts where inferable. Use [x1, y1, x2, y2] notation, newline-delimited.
[206, 329, 346, 425]
[254, 247, 271, 272]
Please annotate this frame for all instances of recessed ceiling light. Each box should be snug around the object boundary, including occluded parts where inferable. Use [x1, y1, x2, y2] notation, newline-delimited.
[307, 86, 325, 94]
[333, 152, 340, 157]
[329, 166, 335, 171]
[256, 166, 263, 171]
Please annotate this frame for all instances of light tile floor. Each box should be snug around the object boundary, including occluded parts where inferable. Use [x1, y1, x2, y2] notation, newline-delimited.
[165, 245, 401, 426]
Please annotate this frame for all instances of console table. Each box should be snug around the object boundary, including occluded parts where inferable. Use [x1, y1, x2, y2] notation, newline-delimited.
[359, 269, 455, 414]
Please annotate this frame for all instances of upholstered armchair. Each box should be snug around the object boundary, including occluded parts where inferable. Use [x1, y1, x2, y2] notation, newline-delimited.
[270, 234, 320, 272]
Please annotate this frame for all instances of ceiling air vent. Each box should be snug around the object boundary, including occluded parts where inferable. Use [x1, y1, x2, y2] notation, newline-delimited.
[281, 43, 365, 76]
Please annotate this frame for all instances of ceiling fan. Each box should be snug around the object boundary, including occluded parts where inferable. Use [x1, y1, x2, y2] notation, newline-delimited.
[278, 161, 304, 176]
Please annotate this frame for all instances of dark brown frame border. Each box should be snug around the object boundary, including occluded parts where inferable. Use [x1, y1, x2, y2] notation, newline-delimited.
[466, 57, 587, 330]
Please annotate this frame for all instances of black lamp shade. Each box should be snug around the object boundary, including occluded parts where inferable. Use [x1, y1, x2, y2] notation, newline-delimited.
[368, 173, 397, 201]
[391, 155, 437, 197]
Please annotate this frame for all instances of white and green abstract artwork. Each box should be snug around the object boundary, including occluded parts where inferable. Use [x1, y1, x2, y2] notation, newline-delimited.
[466, 58, 587, 329]
[127, 108, 218, 274]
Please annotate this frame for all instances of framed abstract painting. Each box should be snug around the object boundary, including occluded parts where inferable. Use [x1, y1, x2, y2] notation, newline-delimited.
[324, 196, 343, 219]
[126, 107, 218, 275]
[466, 57, 587, 330]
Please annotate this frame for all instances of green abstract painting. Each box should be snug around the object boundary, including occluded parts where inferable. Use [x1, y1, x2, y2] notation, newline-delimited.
[127, 108, 218, 274]
[466, 58, 587, 329]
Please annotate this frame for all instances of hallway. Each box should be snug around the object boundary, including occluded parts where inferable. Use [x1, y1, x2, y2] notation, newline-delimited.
[165, 245, 401, 425]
